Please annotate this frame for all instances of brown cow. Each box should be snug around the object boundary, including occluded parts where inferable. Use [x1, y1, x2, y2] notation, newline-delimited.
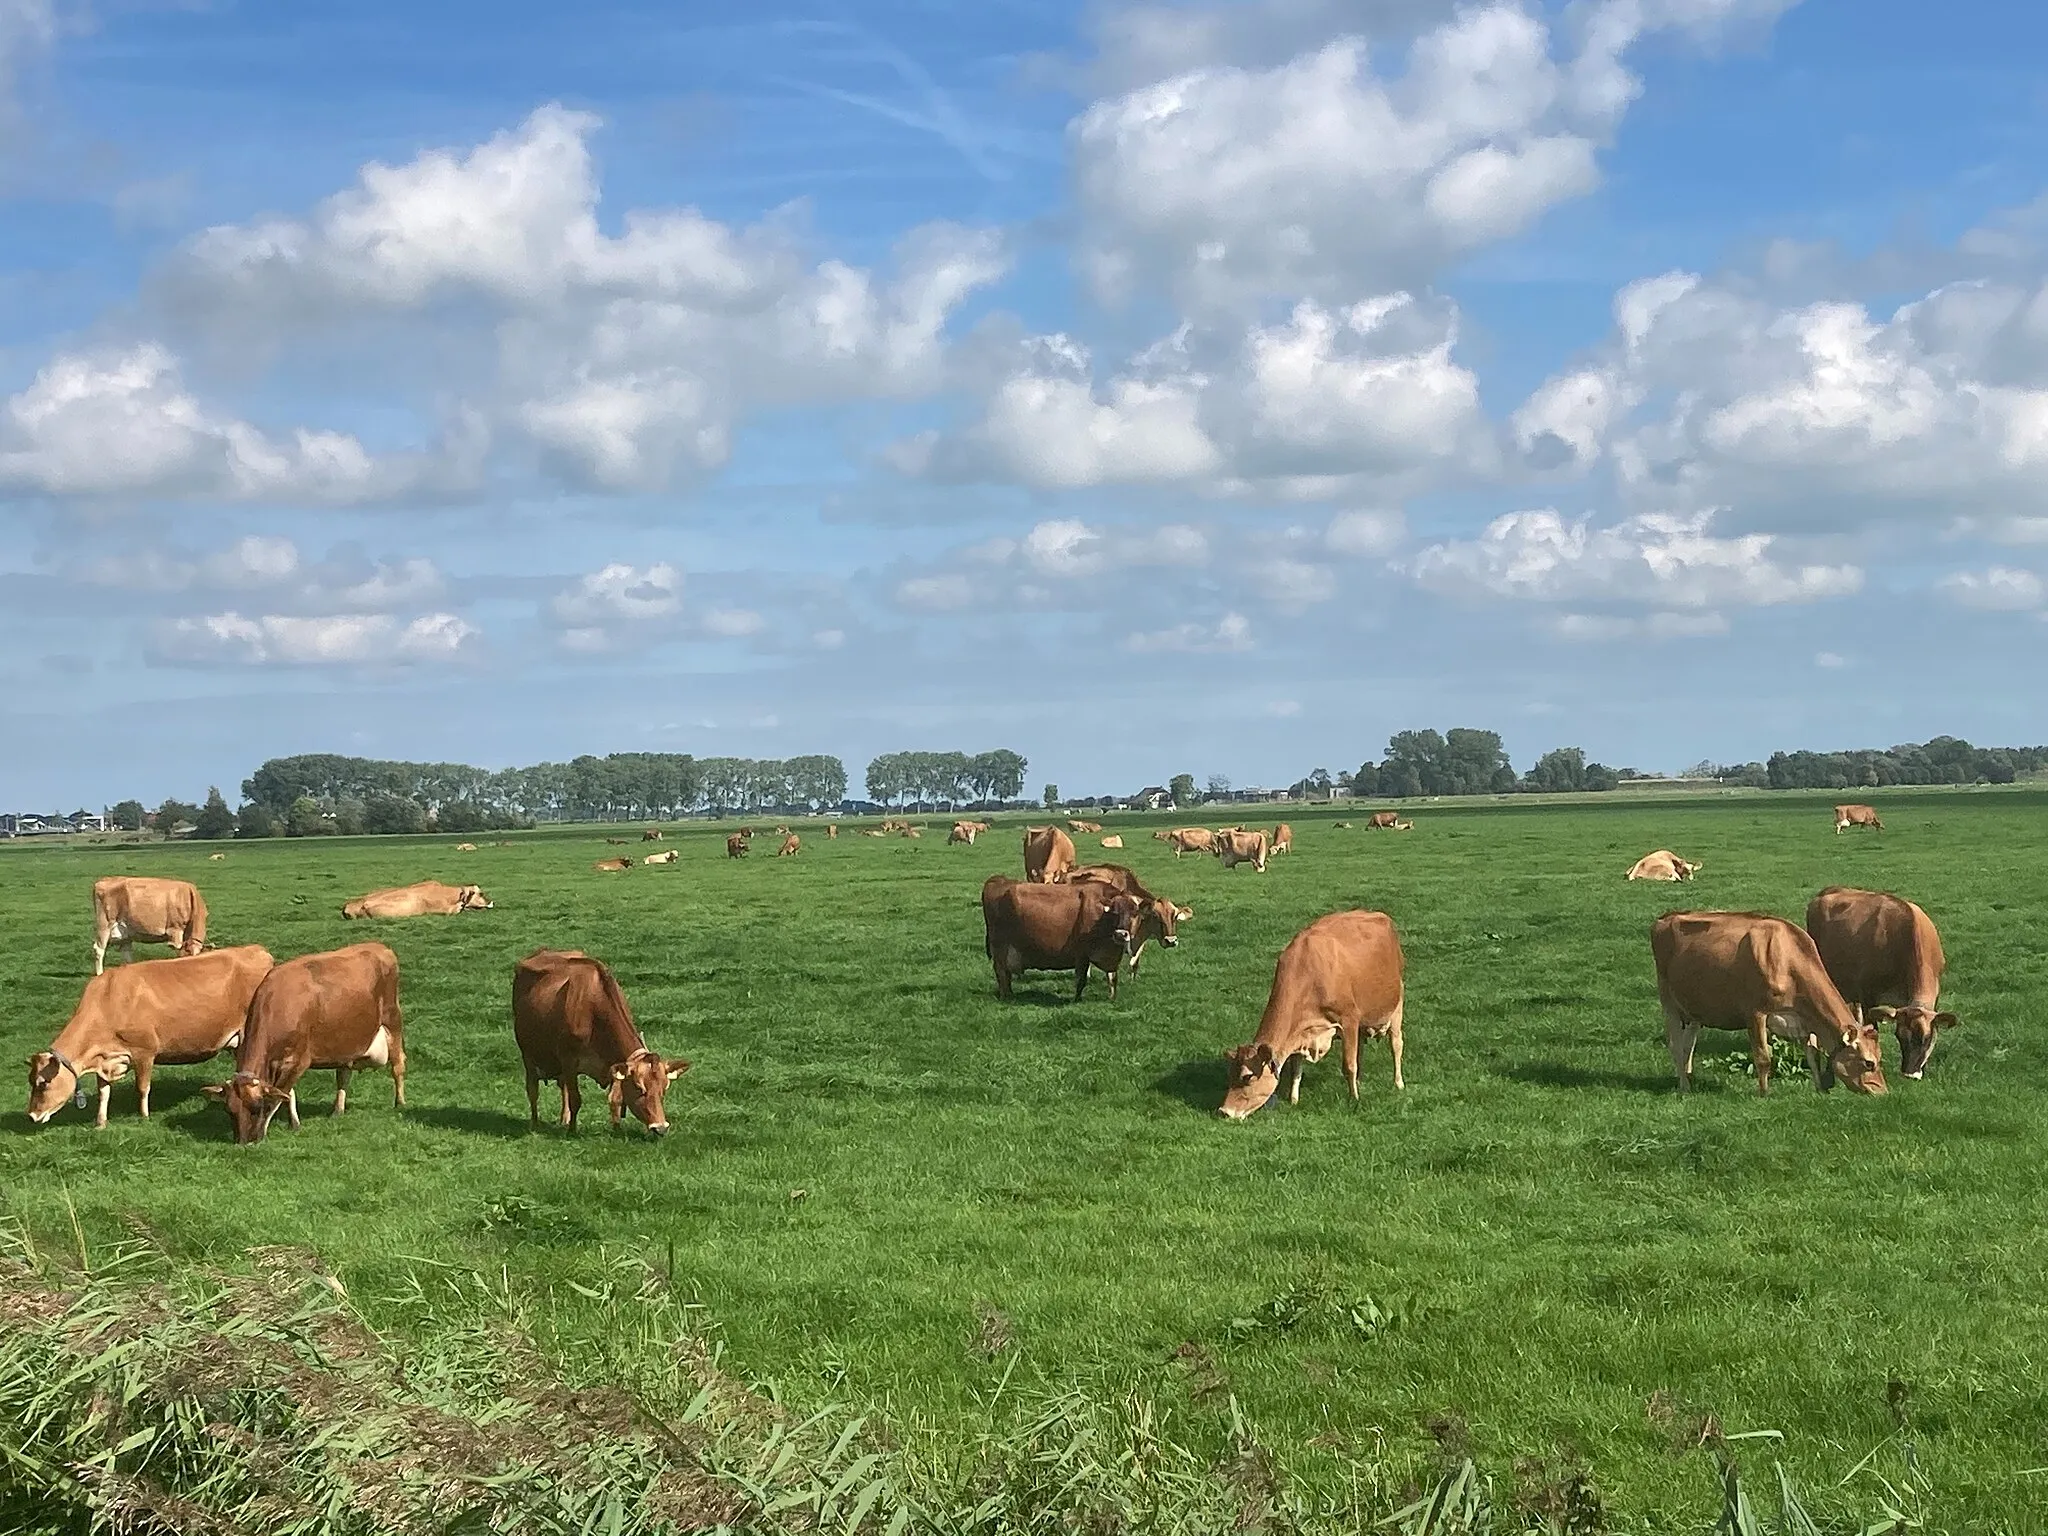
[1023, 825, 1076, 883]
[1215, 829, 1269, 871]
[862, 829, 887, 838]
[594, 857, 633, 872]
[901, 826, 923, 838]
[1806, 886, 1956, 1079]
[512, 949, 690, 1135]
[1221, 911, 1405, 1118]
[203, 943, 406, 1144]
[1835, 804, 1883, 833]
[980, 876, 1144, 1001]
[455, 842, 479, 852]
[642, 828, 664, 842]
[827, 824, 839, 839]
[341, 881, 492, 920]
[778, 834, 801, 856]
[643, 849, 679, 865]
[949, 821, 980, 845]
[606, 838, 632, 845]
[1366, 811, 1401, 830]
[726, 833, 750, 859]
[1067, 819, 1103, 834]
[1271, 823, 1292, 855]
[1626, 850, 1701, 882]
[1651, 911, 1886, 1096]
[1100, 833, 1124, 849]
[28, 946, 273, 1127]
[1066, 865, 1191, 976]
[1151, 829, 1175, 843]
[91, 876, 208, 975]
[1166, 827, 1216, 856]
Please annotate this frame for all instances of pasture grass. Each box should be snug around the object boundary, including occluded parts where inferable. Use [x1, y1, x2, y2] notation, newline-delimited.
[3, 791, 2047, 1531]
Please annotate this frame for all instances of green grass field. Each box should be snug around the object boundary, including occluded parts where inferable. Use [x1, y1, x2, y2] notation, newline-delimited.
[4, 791, 2047, 1532]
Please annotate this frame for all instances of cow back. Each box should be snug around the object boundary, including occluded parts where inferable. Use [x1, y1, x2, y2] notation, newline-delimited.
[1257, 911, 1403, 1053]
[1806, 887, 1944, 1008]
[57, 946, 274, 1063]
[983, 879, 1112, 967]
[241, 943, 399, 1081]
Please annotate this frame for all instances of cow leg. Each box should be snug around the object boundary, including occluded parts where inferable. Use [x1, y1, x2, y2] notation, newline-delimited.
[1385, 1003, 1406, 1090]
[135, 1058, 154, 1119]
[388, 1036, 406, 1108]
[92, 931, 108, 976]
[1803, 1038, 1834, 1092]
[1662, 1003, 1699, 1092]
[94, 1078, 112, 1129]
[993, 953, 1013, 1001]
[123, 939, 136, 965]
[525, 1073, 542, 1129]
[561, 1079, 580, 1129]
[333, 1066, 352, 1116]
[1341, 1026, 1361, 1101]
[1103, 962, 1120, 1002]
[1748, 1015, 1773, 1095]
[1285, 1054, 1307, 1105]
[1073, 963, 1089, 1001]
[287, 1090, 302, 1129]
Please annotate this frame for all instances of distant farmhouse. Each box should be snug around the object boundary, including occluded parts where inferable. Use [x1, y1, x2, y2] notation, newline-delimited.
[0, 811, 107, 837]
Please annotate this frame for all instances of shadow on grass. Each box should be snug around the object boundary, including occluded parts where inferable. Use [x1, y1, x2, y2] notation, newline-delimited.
[1151, 1058, 1224, 1113]
[1500, 1061, 1673, 1095]
[402, 1104, 538, 1139]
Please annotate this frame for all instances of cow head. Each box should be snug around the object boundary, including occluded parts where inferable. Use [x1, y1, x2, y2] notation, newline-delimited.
[1822, 1022, 1889, 1095]
[1139, 897, 1186, 950]
[458, 885, 493, 910]
[1219, 1042, 1280, 1119]
[25, 1051, 80, 1125]
[201, 1074, 293, 1144]
[1870, 1005, 1958, 1080]
[607, 1050, 691, 1134]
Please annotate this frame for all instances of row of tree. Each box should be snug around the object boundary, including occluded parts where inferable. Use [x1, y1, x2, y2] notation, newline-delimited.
[1693, 737, 2048, 791]
[863, 750, 1029, 809]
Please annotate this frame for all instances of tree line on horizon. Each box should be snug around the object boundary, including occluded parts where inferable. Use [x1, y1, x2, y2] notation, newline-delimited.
[65, 731, 2048, 841]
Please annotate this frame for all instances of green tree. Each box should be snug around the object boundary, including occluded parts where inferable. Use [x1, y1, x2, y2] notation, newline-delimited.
[192, 788, 237, 840]
[235, 803, 279, 839]
[286, 796, 333, 837]
[1522, 747, 1588, 794]
[1350, 761, 1380, 796]
[109, 799, 147, 832]
[435, 801, 489, 834]
[1169, 772, 1196, 806]
[1205, 774, 1231, 798]
[152, 799, 200, 837]
[1042, 783, 1059, 810]
[360, 794, 426, 835]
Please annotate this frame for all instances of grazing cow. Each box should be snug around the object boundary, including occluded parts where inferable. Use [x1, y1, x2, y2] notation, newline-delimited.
[595, 858, 633, 872]
[980, 876, 1145, 1001]
[1067, 819, 1103, 834]
[1650, 911, 1886, 1096]
[827, 824, 838, 839]
[1271, 823, 1292, 856]
[1166, 827, 1216, 856]
[28, 946, 274, 1127]
[91, 877, 208, 975]
[1023, 825, 1077, 884]
[1220, 911, 1405, 1119]
[606, 838, 632, 846]
[512, 949, 690, 1134]
[203, 943, 406, 1145]
[1627, 850, 1702, 882]
[1366, 812, 1401, 830]
[1806, 886, 1956, 1079]
[1100, 834, 1124, 849]
[1835, 804, 1883, 833]
[642, 850, 679, 865]
[341, 882, 492, 920]
[1215, 829, 1269, 871]
[775, 825, 789, 835]
[949, 821, 980, 845]
[1066, 864, 1192, 976]
[726, 834, 750, 859]
[778, 834, 801, 856]
[642, 828, 664, 842]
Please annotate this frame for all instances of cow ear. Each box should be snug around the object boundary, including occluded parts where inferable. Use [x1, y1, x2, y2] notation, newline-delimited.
[666, 1058, 692, 1080]
[610, 1063, 628, 1082]
[1866, 1006, 1897, 1021]
[1251, 1042, 1275, 1072]
[200, 1083, 227, 1100]
[1933, 1011, 1959, 1030]
[264, 1085, 293, 1105]
[1175, 907, 1193, 921]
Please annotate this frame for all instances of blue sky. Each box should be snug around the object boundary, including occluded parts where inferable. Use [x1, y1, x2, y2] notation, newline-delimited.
[4, 0, 2046, 806]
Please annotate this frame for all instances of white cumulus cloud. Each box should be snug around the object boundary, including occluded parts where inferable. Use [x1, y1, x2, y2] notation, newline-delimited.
[154, 611, 476, 667]
[1938, 566, 2044, 611]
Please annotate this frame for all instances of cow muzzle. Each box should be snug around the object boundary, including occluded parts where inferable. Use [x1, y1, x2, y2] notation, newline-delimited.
[646, 1121, 670, 1137]
[1161, 935, 1178, 948]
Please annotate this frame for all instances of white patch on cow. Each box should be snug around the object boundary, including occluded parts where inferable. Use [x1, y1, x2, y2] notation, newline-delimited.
[359, 1027, 393, 1067]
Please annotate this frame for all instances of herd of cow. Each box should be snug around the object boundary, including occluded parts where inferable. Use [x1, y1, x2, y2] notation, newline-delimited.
[21, 801, 1951, 1145]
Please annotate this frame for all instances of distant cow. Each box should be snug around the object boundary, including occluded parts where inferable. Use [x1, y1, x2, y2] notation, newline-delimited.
[594, 857, 633, 872]
[778, 834, 801, 856]
[1215, 829, 1269, 871]
[1650, 910, 1886, 1096]
[1100, 834, 1124, 849]
[1023, 825, 1076, 884]
[513, 949, 690, 1134]
[341, 882, 492, 920]
[862, 829, 887, 838]
[1166, 827, 1216, 856]
[455, 842, 479, 852]
[1806, 886, 1956, 1079]
[1835, 804, 1883, 833]
[726, 834, 750, 859]
[204, 943, 405, 1145]
[1626, 850, 1701, 882]
[92, 876, 207, 975]
[827, 824, 838, 839]
[208, 852, 226, 861]
[1366, 812, 1401, 830]
[1067, 819, 1103, 834]
[949, 822, 980, 846]
[642, 849, 679, 865]
[28, 946, 273, 1127]
[901, 827, 922, 839]
[1221, 911, 1405, 1118]
[1066, 864, 1190, 977]
[606, 838, 632, 846]
[1271, 823, 1292, 856]
[642, 828, 664, 842]
[980, 876, 1145, 1001]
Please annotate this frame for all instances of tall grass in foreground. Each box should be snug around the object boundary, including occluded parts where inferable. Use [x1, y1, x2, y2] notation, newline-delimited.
[0, 1224, 1923, 1534]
